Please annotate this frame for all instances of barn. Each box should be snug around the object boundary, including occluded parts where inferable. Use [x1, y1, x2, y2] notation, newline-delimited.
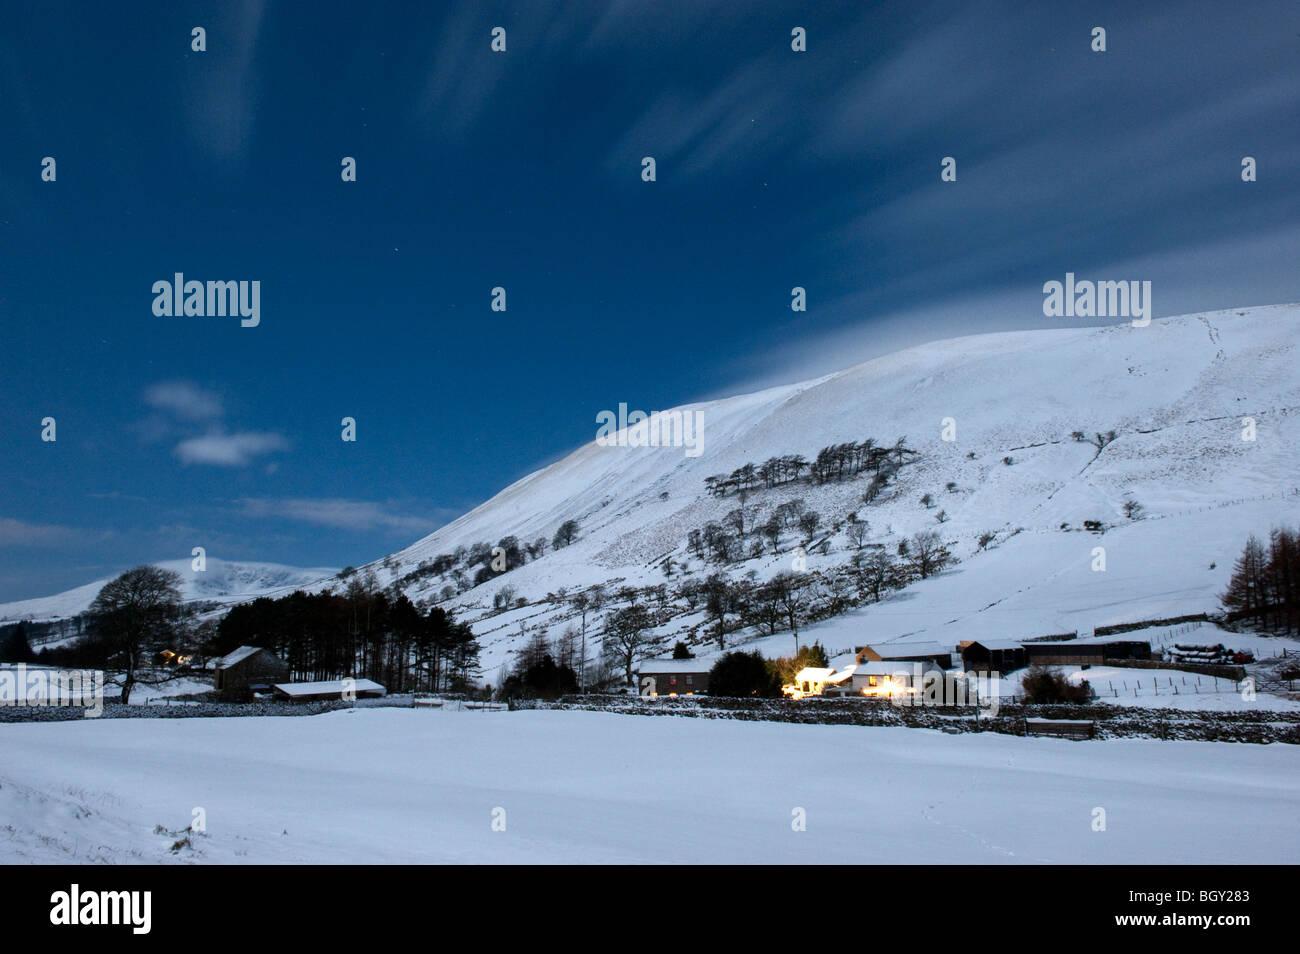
[212, 646, 289, 691]
[959, 640, 1028, 672]
[1025, 640, 1150, 667]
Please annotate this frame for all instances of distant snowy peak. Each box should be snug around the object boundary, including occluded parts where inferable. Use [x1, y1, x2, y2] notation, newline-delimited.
[0, 558, 339, 623]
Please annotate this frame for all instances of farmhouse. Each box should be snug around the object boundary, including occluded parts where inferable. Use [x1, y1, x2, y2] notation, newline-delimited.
[785, 662, 929, 699]
[638, 659, 710, 695]
[212, 645, 289, 691]
[850, 661, 922, 697]
[786, 666, 850, 698]
[272, 678, 386, 702]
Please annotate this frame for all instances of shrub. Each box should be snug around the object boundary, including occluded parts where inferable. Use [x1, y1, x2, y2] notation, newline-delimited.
[1020, 666, 1094, 704]
[708, 650, 780, 698]
[499, 655, 578, 701]
[771, 643, 830, 686]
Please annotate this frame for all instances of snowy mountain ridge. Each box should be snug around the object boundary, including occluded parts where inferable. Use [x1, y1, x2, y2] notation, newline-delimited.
[0, 558, 339, 625]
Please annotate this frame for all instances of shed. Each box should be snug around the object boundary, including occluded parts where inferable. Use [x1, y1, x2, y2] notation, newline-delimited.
[1025, 640, 1150, 667]
[273, 678, 386, 702]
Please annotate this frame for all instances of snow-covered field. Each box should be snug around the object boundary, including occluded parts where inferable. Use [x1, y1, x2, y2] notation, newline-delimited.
[1, 708, 1295, 864]
[991, 664, 1300, 711]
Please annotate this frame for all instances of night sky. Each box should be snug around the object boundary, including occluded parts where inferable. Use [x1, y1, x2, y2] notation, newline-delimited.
[2, 0, 1297, 600]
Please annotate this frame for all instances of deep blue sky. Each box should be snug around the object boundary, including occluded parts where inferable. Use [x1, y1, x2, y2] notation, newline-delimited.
[2, 0, 1298, 600]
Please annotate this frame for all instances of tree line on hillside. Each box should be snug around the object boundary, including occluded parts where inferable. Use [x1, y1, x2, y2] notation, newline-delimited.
[571, 530, 954, 679]
[682, 531, 951, 651]
[705, 437, 916, 500]
[1222, 526, 1300, 633]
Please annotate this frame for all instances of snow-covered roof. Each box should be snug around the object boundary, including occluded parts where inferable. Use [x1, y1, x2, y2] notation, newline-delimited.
[877, 642, 952, 659]
[215, 645, 265, 669]
[638, 658, 710, 673]
[274, 679, 385, 697]
[822, 668, 855, 684]
[960, 638, 1025, 651]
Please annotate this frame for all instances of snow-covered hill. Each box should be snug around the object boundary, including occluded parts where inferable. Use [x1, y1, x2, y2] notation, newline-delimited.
[0, 558, 338, 625]
[7, 305, 1299, 681]
[367, 304, 1300, 675]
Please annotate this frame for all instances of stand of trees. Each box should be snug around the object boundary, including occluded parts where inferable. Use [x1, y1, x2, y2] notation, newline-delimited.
[217, 579, 480, 692]
[0, 622, 36, 662]
[498, 627, 579, 700]
[1222, 527, 1300, 633]
[705, 437, 916, 499]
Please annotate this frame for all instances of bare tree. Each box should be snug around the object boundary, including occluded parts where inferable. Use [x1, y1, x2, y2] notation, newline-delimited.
[87, 566, 184, 704]
[761, 516, 783, 554]
[909, 530, 953, 580]
[770, 572, 812, 651]
[852, 549, 894, 602]
[604, 605, 654, 686]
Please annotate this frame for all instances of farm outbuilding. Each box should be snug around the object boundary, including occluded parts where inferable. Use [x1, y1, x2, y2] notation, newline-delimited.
[212, 646, 289, 691]
[959, 640, 1028, 672]
[1025, 640, 1150, 667]
[272, 678, 386, 702]
[638, 659, 710, 695]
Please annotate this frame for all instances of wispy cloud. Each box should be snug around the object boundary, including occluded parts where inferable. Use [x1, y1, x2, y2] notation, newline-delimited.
[187, 0, 266, 169]
[237, 498, 438, 534]
[143, 381, 223, 421]
[0, 517, 77, 548]
[140, 380, 287, 468]
[176, 432, 288, 467]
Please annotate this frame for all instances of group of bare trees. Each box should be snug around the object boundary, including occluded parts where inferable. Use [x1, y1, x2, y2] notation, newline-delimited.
[663, 530, 955, 657]
[688, 499, 824, 566]
[705, 437, 915, 499]
[392, 519, 585, 602]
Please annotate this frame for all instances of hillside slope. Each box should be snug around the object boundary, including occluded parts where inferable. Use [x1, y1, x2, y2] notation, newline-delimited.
[377, 304, 1300, 675]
